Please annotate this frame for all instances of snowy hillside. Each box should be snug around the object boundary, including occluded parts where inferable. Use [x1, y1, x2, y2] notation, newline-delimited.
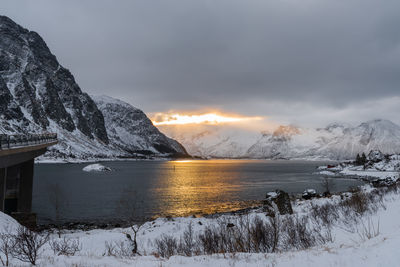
[0, 15, 187, 159]
[314, 119, 400, 159]
[160, 119, 400, 160]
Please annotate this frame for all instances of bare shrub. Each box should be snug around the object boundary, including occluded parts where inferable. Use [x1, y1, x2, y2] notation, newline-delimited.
[154, 235, 178, 258]
[178, 222, 195, 256]
[0, 230, 14, 266]
[294, 217, 315, 248]
[104, 240, 134, 258]
[385, 183, 399, 194]
[197, 226, 219, 255]
[49, 236, 81, 256]
[115, 241, 135, 258]
[151, 184, 398, 258]
[249, 216, 274, 253]
[11, 226, 49, 265]
[357, 217, 380, 241]
[104, 241, 116, 257]
[117, 188, 146, 255]
[155, 213, 335, 258]
[310, 202, 339, 228]
[340, 192, 369, 215]
[268, 215, 281, 252]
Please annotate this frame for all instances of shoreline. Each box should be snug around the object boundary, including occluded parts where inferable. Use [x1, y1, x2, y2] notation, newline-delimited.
[36, 180, 369, 231]
[35, 157, 338, 164]
[34, 162, 376, 230]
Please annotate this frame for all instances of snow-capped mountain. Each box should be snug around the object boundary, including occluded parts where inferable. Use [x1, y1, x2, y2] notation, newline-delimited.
[93, 95, 187, 156]
[312, 119, 400, 160]
[160, 119, 400, 160]
[247, 119, 400, 160]
[0, 15, 187, 159]
[156, 124, 260, 158]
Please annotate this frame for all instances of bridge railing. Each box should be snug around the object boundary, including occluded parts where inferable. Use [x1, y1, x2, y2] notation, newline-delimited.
[0, 133, 57, 150]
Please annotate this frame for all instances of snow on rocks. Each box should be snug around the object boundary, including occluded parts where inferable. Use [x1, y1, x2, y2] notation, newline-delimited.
[318, 151, 400, 181]
[264, 189, 293, 215]
[82, 163, 112, 172]
[367, 150, 385, 162]
[302, 189, 317, 199]
[266, 191, 278, 198]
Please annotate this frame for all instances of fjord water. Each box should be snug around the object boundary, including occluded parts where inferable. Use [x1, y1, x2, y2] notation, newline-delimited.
[33, 160, 363, 224]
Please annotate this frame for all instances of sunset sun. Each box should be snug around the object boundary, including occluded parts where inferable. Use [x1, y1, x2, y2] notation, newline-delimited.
[151, 113, 263, 125]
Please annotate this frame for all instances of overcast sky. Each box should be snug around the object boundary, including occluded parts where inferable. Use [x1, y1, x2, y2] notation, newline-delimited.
[1, 0, 400, 127]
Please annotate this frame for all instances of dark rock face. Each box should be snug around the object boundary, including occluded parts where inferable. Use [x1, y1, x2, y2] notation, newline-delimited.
[367, 150, 385, 162]
[371, 178, 397, 188]
[0, 76, 23, 120]
[263, 190, 293, 216]
[302, 189, 317, 200]
[0, 15, 108, 143]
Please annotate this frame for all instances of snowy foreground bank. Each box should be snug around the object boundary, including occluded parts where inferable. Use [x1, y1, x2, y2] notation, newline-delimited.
[1, 183, 400, 266]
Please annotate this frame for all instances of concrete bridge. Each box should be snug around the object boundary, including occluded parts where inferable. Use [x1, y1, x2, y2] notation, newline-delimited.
[0, 133, 57, 226]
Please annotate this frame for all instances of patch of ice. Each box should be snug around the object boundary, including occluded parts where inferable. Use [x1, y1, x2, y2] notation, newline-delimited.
[82, 163, 112, 172]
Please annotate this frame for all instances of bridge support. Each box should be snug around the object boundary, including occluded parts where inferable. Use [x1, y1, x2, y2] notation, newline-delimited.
[18, 159, 34, 213]
[0, 168, 5, 211]
[0, 134, 57, 228]
[0, 160, 36, 228]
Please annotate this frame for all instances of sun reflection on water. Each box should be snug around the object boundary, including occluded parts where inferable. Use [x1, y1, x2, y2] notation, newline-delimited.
[151, 160, 259, 218]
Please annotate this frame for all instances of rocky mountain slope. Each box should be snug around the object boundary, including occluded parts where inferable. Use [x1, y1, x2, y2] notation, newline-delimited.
[161, 119, 400, 160]
[93, 95, 187, 156]
[0, 15, 187, 159]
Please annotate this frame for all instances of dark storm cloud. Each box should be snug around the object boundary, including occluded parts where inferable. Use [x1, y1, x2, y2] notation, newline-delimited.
[1, 0, 400, 125]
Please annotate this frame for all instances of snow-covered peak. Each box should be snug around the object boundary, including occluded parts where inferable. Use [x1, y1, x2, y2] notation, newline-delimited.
[272, 125, 301, 138]
[91, 95, 139, 111]
[356, 119, 400, 134]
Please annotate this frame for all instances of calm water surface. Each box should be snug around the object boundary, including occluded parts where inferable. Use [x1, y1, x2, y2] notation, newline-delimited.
[33, 160, 364, 224]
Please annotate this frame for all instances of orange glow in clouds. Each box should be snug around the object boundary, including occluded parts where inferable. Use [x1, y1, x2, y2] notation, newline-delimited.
[152, 113, 263, 126]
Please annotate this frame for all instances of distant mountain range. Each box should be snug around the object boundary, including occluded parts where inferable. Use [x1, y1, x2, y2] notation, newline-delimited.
[0, 15, 187, 159]
[159, 119, 400, 160]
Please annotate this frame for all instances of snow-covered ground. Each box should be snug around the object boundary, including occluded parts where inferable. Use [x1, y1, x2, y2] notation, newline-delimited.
[319, 152, 400, 181]
[320, 167, 399, 180]
[1, 184, 400, 266]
